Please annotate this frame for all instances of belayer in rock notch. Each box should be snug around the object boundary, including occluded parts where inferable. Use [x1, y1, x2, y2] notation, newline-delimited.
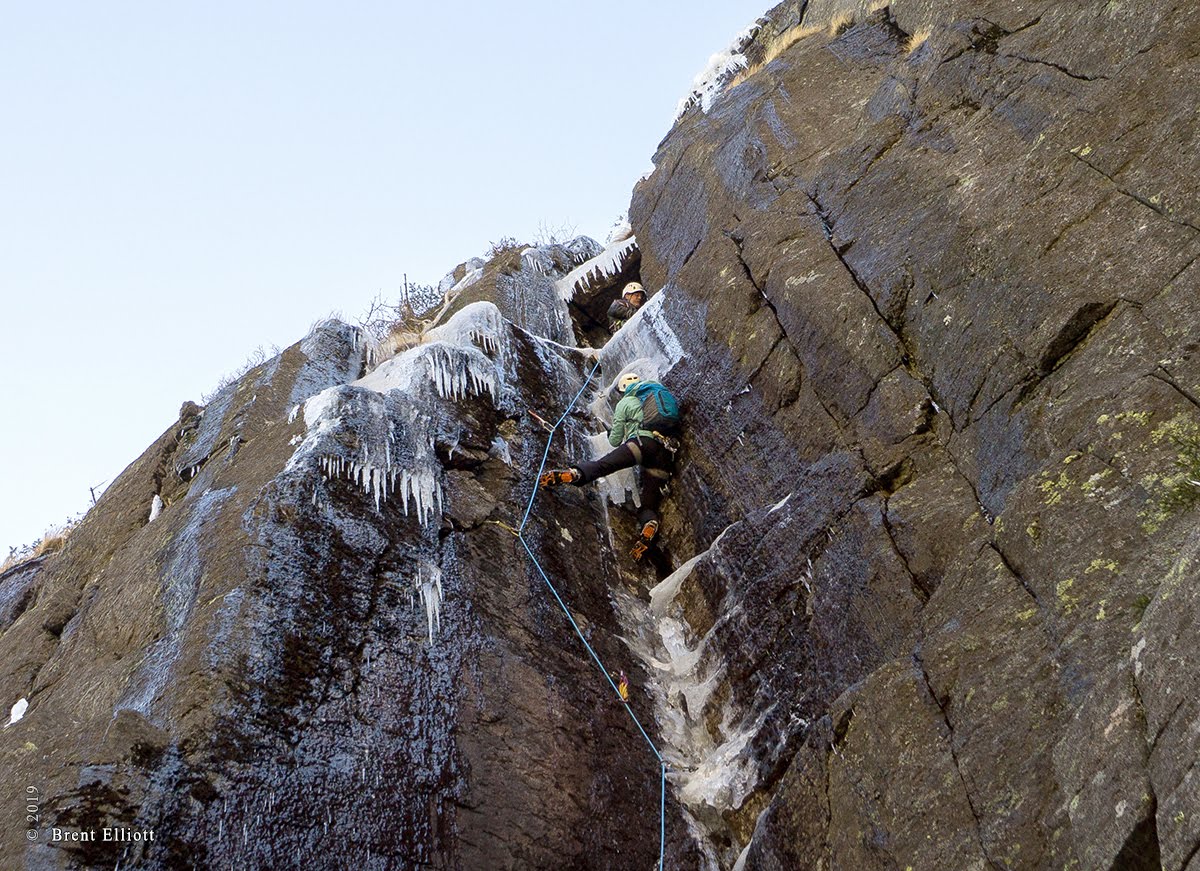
[540, 372, 680, 560]
[607, 282, 647, 333]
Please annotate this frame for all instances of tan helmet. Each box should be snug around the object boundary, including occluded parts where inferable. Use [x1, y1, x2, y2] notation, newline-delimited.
[618, 372, 640, 393]
[623, 282, 645, 299]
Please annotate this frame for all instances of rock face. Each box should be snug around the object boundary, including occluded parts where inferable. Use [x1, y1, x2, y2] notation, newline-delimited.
[626, 0, 1199, 867]
[2, 0, 1198, 868]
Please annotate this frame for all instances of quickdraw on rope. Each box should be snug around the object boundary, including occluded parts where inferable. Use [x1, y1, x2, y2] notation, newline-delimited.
[518, 355, 668, 870]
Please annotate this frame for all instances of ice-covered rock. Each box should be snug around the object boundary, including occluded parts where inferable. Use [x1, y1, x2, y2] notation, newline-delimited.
[557, 234, 641, 302]
[673, 22, 758, 119]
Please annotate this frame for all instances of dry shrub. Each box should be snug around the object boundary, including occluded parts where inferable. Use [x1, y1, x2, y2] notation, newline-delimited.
[482, 237, 525, 276]
[728, 4, 869, 90]
[2, 523, 75, 575]
[34, 534, 67, 558]
[727, 21, 823, 88]
[829, 10, 856, 36]
[377, 322, 431, 360]
[906, 27, 932, 54]
[486, 237, 524, 258]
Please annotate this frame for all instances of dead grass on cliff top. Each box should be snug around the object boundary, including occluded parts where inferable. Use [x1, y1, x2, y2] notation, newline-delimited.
[727, 22, 822, 89]
[727, 6, 862, 90]
[1, 524, 74, 575]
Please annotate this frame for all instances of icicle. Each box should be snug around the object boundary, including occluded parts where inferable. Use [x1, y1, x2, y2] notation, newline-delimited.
[415, 565, 444, 644]
[557, 235, 639, 300]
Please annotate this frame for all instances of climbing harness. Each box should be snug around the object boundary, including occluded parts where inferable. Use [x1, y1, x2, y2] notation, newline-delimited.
[518, 356, 668, 870]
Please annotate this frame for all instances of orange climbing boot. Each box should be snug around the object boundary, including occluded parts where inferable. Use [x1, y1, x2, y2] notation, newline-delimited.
[539, 468, 580, 488]
[630, 520, 659, 561]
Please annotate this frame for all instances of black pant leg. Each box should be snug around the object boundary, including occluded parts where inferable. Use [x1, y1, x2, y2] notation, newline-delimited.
[635, 439, 673, 526]
[637, 468, 670, 526]
[575, 444, 638, 484]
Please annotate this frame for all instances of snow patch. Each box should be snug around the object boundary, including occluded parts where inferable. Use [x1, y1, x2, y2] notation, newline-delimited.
[6, 697, 28, 727]
[674, 23, 759, 119]
[148, 494, 164, 523]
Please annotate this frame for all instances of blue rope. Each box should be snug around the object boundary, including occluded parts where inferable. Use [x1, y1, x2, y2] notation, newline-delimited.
[517, 355, 668, 870]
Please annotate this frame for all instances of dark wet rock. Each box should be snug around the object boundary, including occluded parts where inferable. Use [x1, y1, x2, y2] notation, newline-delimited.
[627, 0, 1200, 867]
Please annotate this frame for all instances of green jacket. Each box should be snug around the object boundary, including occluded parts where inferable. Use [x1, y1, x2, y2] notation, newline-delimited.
[609, 383, 660, 446]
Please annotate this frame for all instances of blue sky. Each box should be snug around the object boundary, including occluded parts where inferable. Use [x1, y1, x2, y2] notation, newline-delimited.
[0, 1, 768, 556]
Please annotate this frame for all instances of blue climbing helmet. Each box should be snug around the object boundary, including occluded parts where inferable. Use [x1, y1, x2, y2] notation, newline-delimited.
[629, 379, 682, 435]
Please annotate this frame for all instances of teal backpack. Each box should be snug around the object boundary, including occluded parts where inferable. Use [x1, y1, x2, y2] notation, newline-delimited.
[632, 381, 682, 435]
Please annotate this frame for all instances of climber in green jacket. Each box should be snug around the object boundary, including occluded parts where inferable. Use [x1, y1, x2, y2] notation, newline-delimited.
[540, 372, 680, 560]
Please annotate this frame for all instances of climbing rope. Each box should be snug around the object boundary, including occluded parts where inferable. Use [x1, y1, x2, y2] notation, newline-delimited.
[517, 355, 668, 870]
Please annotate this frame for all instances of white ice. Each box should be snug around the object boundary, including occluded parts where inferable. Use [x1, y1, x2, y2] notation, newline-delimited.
[585, 433, 641, 508]
[422, 301, 505, 356]
[490, 436, 512, 466]
[605, 214, 633, 245]
[289, 302, 515, 522]
[148, 494, 164, 523]
[600, 290, 685, 384]
[427, 263, 485, 327]
[422, 344, 499, 402]
[674, 23, 758, 119]
[437, 257, 486, 295]
[414, 564, 444, 644]
[677, 705, 775, 812]
[557, 235, 640, 301]
[612, 513, 776, 867]
[356, 303, 504, 404]
[6, 697, 27, 727]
